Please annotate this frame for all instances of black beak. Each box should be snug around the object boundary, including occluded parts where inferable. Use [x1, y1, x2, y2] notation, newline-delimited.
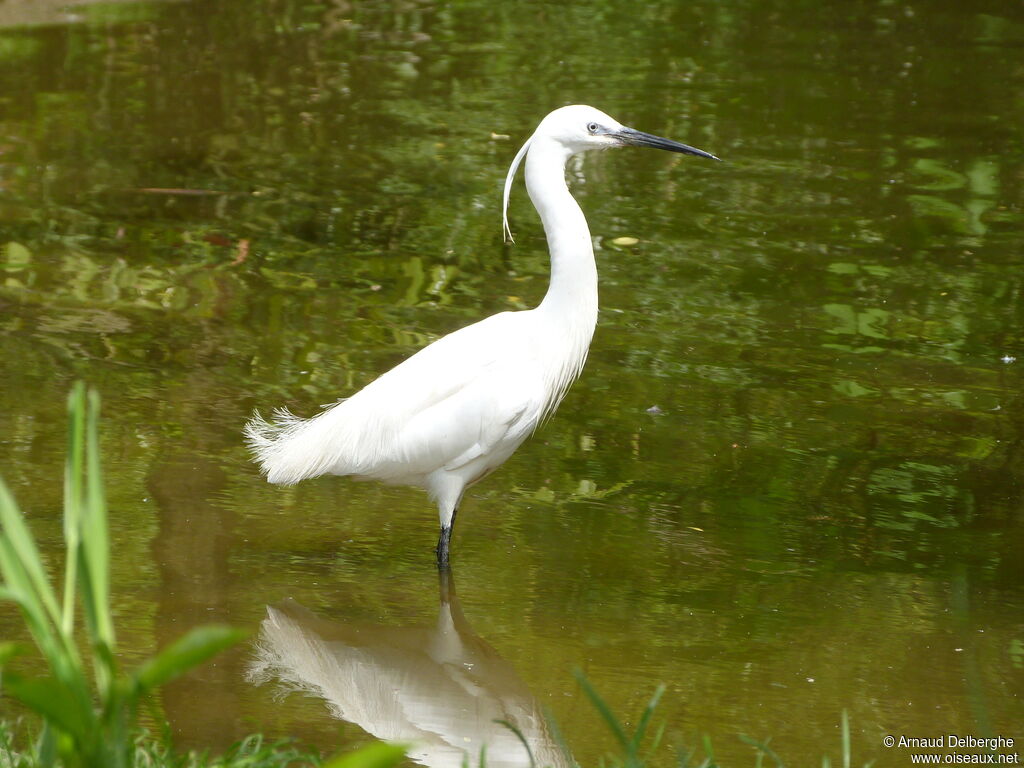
[615, 126, 720, 161]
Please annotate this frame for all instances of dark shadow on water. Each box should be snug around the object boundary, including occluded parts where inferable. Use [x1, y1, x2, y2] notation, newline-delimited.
[247, 569, 572, 768]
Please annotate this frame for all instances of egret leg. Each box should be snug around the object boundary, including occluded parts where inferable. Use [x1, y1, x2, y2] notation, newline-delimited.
[435, 509, 457, 567]
[435, 526, 451, 566]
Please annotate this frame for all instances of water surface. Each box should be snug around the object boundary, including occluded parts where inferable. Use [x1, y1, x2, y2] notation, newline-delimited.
[1, 1, 1022, 766]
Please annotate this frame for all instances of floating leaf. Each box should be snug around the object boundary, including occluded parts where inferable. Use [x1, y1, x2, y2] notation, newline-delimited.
[856, 308, 890, 339]
[910, 158, 966, 191]
[833, 380, 875, 398]
[532, 487, 555, 503]
[258, 267, 317, 290]
[823, 304, 890, 339]
[906, 194, 970, 232]
[3, 242, 31, 271]
[905, 136, 942, 149]
[861, 264, 893, 277]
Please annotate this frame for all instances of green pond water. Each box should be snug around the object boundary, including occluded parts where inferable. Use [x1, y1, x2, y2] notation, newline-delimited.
[1, 1, 1023, 766]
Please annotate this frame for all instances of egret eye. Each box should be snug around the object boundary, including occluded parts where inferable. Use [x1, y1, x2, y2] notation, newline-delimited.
[587, 122, 600, 134]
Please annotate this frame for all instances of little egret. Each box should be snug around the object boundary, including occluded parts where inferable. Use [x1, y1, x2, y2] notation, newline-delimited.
[245, 104, 718, 565]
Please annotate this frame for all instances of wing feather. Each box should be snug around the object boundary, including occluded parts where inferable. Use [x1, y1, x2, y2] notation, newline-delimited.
[244, 311, 546, 486]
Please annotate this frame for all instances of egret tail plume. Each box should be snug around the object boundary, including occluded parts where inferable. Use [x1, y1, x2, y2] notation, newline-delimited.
[245, 407, 345, 485]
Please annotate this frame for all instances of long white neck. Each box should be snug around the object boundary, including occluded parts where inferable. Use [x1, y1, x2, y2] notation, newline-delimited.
[522, 137, 599, 413]
[525, 138, 599, 334]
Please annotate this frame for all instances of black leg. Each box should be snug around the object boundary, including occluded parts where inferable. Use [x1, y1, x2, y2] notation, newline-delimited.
[435, 508, 457, 567]
[436, 525, 451, 567]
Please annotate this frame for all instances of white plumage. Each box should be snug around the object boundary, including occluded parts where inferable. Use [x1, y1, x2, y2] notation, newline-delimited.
[245, 104, 718, 564]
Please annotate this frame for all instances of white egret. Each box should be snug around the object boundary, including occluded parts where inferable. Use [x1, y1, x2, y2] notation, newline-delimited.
[245, 104, 718, 565]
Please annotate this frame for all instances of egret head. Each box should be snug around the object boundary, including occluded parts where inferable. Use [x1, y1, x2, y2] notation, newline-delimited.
[535, 105, 719, 159]
[503, 104, 719, 241]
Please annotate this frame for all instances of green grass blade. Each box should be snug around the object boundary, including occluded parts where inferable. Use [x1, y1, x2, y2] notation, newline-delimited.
[573, 670, 632, 753]
[37, 723, 59, 768]
[702, 734, 715, 764]
[644, 721, 666, 761]
[0, 481, 63, 634]
[0, 579, 87, 703]
[321, 742, 408, 768]
[79, 387, 117, 698]
[495, 719, 536, 768]
[62, 383, 86, 636]
[0, 562, 54, 654]
[630, 682, 665, 754]
[0, 489, 84, 686]
[82, 389, 113, 648]
[739, 735, 785, 768]
[542, 706, 581, 768]
[133, 625, 247, 693]
[676, 740, 715, 768]
[841, 711, 850, 768]
[2, 672, 95, 743]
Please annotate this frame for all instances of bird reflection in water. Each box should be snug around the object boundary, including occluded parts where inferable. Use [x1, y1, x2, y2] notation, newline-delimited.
[247, 570, 572, 768]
